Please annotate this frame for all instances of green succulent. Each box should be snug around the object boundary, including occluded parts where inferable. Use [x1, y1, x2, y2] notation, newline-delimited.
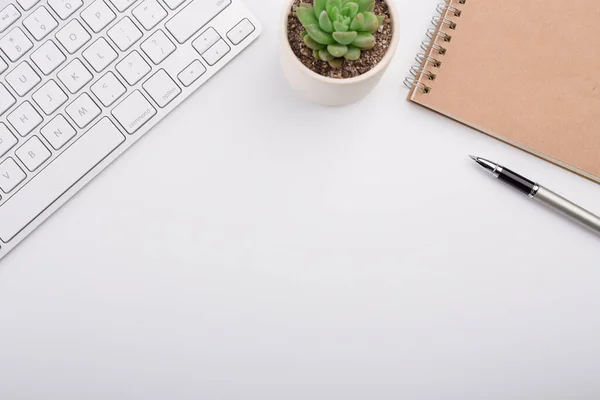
[295, 0, 384, 68]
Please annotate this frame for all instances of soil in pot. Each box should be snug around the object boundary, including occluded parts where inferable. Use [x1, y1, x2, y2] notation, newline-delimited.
[287, 0, 394, 79]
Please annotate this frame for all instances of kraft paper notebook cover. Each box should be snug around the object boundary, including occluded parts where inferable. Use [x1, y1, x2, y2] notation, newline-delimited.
[406, 0, 600, 183]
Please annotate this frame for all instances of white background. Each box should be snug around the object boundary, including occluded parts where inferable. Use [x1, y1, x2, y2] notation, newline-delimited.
[1, 0, 600, 398]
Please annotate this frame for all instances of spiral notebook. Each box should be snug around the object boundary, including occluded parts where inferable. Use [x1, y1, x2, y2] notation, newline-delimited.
[406, 0, 600, 183]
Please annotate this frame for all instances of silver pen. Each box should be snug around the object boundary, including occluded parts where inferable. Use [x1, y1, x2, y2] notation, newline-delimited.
[470, 156, 600, 235]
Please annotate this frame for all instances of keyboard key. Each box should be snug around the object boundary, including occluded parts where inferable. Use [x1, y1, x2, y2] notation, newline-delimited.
[56, 20, 91, 54]
[111, 90, 156, 134]
[141, 30, 175, 64]
[17, 0, 41, 11]
[23, 6, 58, 41]
[108, 17, 142, 51]
[41, 114, 76, 149]
[116, 51, 150, 85]
[143, 69, 180, 108]
[83, 38, 118, 72]
[227, 19, 255, 45]
[48, 0, 83, 20]
[0, 83, 16, 115]
[16, 136, 51, 171]
[30, 40, 66, 75]
[202, 39, 230, 66]
[91, 71, 126, 106]
[133, 0, 167, 30]
[166, 0, 231, 44]
[81, 0, 116, 33]
[66, 93, 100, 128]
[191, 28, 219, 55]
[0, 123, 18, 157]
[0, 118, 124, 242]
[6, 61, 41, 96]
[32, 80, 68, 115]
[57, 58, 92, 93]
[7, 101, 43, 136]
[162, 0, 184, 10]
[0, 58, 7, 74]
[0, 158, 26, 194]
[177, 60, 206, 87]
[0, 27, 33, 62]
[0, 5, 21, 33]
[108, 0, 137, 12]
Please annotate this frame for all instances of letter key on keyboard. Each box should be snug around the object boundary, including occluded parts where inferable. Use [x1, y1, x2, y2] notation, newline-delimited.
[16, 136, 51, 172]
[83, 38, 118, 72]
[41, 115, 76, 150]
[0, 158, 26, 194]
[66, 93, 101, 128]
[57, 58, 93, 93]
[81, 0, 116, 33]
[8, 101, 42, 136]
[56, 20, 91, 54]
[31, 41, 66, 75]
[6, 61, 41, 96]
[32, 80, 68, 114]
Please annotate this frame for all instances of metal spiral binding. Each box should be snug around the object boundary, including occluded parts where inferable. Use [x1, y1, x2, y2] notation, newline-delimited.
[409, 65, 437, 81]
[415, 53, 442, 68]
[426, 28, 452, 43]
[403, 77, 431, 94]
[431, 16, 456, 30]
[436, 3, 462, 17]
[404, 0, 465, 94]
[420, 40, 446, 55]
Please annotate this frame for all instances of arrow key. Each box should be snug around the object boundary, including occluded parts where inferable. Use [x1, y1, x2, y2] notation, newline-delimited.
[177, 60, 206, 87]
[91, 71, 126, 107]
[192, 28, 220, 55]
[227, 19, 255, 46]
[202, 39, 230, 66]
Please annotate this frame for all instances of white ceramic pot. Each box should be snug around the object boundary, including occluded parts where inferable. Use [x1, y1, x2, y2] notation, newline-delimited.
[280, 0, 400, 107]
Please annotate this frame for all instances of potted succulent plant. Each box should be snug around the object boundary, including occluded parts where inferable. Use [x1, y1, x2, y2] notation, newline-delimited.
[280, 0, 399, 106]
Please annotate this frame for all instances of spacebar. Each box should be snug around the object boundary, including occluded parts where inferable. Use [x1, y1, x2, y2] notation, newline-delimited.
[0, 118, 125, 243]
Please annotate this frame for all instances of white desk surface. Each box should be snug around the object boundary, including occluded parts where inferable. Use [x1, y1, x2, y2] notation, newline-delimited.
[1, 0, 600, 398]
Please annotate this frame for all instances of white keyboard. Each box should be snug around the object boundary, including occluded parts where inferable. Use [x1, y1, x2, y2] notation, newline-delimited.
[0, 0, 261, 260]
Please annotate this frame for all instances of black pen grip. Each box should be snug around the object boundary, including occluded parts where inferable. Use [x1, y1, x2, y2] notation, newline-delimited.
[497, 167, 537, 195]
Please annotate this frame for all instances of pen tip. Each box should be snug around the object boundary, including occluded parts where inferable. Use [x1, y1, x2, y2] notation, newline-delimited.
[469, 155, 478, 162]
